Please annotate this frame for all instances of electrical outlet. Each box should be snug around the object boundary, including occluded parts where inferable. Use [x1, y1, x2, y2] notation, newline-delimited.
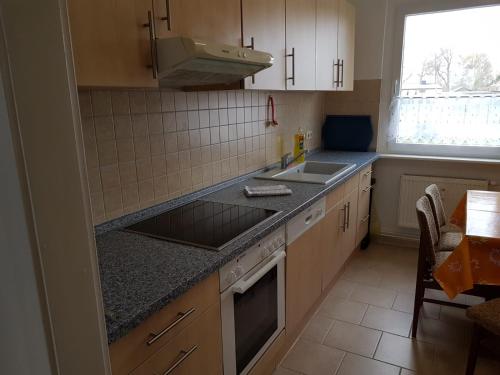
[306, 130, 313, 140]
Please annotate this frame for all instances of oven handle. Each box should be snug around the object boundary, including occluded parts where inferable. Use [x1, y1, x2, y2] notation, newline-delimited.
[231, 250, 286, 294]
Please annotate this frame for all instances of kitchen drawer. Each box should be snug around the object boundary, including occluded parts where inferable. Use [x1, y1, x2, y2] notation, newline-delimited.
[109, 273, 219, 375]
[343, 173, 360, 195]
[325, 184, 345, 212]
[130, 303, 223, 375]
[358, 164, 372, 190]
[356, 183, 371, 245]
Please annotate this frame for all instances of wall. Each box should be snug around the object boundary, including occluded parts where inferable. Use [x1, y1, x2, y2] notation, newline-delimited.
[80, 89, 325, 224]
[0, 52, 53, 375]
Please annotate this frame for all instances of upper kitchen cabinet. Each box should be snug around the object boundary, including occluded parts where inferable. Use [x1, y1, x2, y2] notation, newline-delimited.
[285, 0, 317, 90]
[242, 0, 286, 90]
[315, 0, 339, 90]
[68, 0, 157, 87]
[337, 0, 355, 91]
[156, 0, 241, 45]
[68, 0, 241, 87]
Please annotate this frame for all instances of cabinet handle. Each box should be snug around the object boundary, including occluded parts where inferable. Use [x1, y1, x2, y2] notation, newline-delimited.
[361, 214, 370, 223]
[334, 59, 340, 88]
[286, 48, 295, 86]
[363, 170, 372, 177]
[162, 345, 198, 375]
[147, 307, 196, 345]
[143, 10, 158, 79]
[362, 185, 373, 193]
[346, 201, 351, 229]
[340, 59, 344, 88]
[160, 0, 171, 31]
[340, 204, 347, 232]
[244, 37, 256, 84]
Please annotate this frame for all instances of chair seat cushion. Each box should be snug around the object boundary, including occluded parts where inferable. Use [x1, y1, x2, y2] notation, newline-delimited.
[438, 231, 463, 252]
[466, 298, 500, 336]
[441, 223, 462, 234]
[434, 251, 453, 269]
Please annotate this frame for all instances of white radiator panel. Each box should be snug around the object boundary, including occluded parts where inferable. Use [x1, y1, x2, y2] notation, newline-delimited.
[398, 175, 488, 229]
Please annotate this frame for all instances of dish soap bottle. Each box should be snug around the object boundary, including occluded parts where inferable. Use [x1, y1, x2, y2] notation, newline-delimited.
[294, 128, 306, 163]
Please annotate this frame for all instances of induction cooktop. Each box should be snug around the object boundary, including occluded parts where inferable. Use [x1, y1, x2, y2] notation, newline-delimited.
[124, 200, 280, 251]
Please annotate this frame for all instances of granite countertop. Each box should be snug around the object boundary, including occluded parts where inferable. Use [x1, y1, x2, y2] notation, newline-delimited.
[96, 151, 379, 343]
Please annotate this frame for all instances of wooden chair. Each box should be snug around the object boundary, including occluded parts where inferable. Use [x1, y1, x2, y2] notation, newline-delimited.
[465, 298, 500, 375]
[412, 196, 471, 337]
[425, 184, 463, 252]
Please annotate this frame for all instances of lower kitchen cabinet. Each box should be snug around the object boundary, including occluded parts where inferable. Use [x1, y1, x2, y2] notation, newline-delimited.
[286, 222, 323, 335]
[356, 165, 373, 246]
[321, 199, 344, 290]
[130, 303, 222, 375]
[341, 187, 359, 264]
[109, 273, 221, 375]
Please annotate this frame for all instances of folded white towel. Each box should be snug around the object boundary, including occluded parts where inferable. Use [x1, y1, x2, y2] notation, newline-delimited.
[244, 185, 292, 197]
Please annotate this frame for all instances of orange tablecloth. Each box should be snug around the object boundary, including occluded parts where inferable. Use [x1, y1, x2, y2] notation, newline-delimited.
[434, 192, 500, 299]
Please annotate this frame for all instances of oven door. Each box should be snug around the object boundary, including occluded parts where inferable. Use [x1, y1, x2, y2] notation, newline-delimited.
[220, 248, 286, 375]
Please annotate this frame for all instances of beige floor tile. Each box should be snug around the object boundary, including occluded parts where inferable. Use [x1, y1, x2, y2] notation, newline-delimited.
[336, 353, 400, 375]
[341, 266, 382, 287]
[301, 314, 334, 344]
[400, 369, 415, 375]
[281, 339, 345, 375]
[374, 332, 435, 372]
[416, 316, 470, 346]
[328, 279, 356, 299]
[393, 294, 440, 320]
[319, 296, 368, 324]
[361, 305, 412, 337]
[350, 284, 397, 309]
[378, 271, 416, 294]
[424, 289, 469, 305]
[433, 342, 468, 375]
[439, 306, 473, 328]
[323, 320, 382, 357]
[273, 367, 302, 375]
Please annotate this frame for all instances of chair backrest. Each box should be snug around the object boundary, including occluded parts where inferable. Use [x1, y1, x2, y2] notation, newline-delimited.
[425, 184, 447, 232]
[416, 195, 439, 266]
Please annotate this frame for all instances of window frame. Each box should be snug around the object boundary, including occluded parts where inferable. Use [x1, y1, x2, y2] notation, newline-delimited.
[379, 0, 500, 159]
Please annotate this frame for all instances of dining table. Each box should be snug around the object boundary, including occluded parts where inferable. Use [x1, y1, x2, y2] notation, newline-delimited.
[434, 190, 500, 299]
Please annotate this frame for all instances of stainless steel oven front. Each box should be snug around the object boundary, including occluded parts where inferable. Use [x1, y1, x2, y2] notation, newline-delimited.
[219, 227, 286, 375]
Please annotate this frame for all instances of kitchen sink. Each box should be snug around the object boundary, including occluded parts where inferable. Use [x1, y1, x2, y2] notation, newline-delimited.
[256, 161, 356, 185]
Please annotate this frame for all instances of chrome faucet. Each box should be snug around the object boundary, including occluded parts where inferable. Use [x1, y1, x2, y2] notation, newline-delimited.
[281, 150, 306, 169]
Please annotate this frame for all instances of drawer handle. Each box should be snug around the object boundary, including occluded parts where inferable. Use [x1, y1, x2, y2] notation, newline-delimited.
[162, 345, 198, 375]
[362, 185, 373, 193]
[147, 307, 196, 345]
[361, 214, 370, 223]
[363, 170, 372, 177]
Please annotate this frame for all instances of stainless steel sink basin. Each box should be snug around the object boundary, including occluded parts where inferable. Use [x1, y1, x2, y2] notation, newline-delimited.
[256, 161, 356, 185]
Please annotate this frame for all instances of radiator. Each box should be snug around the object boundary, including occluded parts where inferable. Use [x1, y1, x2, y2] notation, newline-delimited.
[398, 175, 488, 229]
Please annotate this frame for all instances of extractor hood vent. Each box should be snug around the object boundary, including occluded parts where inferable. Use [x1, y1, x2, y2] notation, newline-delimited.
[156, 37, 273, 88]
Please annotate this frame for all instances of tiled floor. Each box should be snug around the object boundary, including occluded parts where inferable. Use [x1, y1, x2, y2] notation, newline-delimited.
[275, 243, 500, 375]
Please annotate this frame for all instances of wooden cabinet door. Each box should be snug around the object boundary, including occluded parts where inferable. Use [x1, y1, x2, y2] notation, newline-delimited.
[356, 184, 371, 246]
[168, 0, 241, 46]
[342, 189, 359, 263]
[68, 0, 157, 87]
[316, 0, 339, 91]
[242, 0, 287, 90]
[337, 0, 355, 91]
[286, 223, 323, 335]
[321, 201, 344, 290]
[130, 303, 222, 375]
[285, 0, 316, 90]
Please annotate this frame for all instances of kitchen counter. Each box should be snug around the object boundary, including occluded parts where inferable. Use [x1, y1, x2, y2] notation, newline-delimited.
[96, 151, 379, 343]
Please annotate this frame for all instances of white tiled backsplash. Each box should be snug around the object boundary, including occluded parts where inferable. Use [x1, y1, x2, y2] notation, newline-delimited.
[80, 89, 325, 224]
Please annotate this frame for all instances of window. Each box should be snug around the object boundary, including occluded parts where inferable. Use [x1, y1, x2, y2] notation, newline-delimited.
[388, 5, 500, 158]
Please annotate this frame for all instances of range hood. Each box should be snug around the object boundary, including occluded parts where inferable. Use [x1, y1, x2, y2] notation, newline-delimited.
[155, 37, 273, 88]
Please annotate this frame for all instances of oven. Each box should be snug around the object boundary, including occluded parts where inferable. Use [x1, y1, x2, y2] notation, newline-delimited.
[219, 227, 286, 375]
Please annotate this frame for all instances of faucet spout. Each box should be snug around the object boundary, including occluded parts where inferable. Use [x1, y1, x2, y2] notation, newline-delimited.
[281, 150, 306, 169]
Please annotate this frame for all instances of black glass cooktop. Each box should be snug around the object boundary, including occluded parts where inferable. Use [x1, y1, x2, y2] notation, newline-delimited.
[124, 200, 279, 251]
